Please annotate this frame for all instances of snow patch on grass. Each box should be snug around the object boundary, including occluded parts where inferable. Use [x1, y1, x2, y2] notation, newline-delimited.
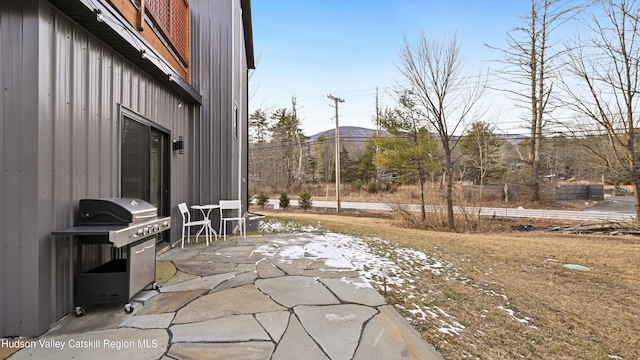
[257, 219, 538, 337]
[258, 219, 317, 233]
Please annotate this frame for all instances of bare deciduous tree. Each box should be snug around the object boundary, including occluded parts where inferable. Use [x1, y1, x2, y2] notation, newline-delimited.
[487, 0, 580, 201]
[249, 109, 270, 193]
[397, 32, 485, 231]
[459, 122, 506, 189]
[561, 0, 640, 219]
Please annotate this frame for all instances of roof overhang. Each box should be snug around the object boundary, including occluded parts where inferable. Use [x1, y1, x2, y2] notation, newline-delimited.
[48, 0, 202, 104]
[240, 0, 255, 70]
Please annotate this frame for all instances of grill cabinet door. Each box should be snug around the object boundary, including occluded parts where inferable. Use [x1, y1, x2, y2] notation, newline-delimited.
[129, 238, 156, 297]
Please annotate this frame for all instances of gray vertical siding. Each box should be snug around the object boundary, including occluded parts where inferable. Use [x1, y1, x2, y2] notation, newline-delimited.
[1, 1, 190, 336]
[0, 0, 47, 337]
[190, 0, 249, 209]
[1, 0, 250, 337]
[236, 0, 250, 207]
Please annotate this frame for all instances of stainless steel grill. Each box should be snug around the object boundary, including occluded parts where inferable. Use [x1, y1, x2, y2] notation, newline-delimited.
[51, 198, 171, 316]
[69, 198, 171, 247]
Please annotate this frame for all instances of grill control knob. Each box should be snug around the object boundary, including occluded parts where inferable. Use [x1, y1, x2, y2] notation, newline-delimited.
[163, 221, 169, 227]
[137, 229, 144, 236]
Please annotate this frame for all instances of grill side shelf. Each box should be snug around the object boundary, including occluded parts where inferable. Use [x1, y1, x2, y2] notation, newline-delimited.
[51, 225, 125, 236]
[51, 216, 170, 248]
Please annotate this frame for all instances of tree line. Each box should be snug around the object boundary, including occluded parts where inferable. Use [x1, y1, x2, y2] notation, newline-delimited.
[250, 0, 640, 228]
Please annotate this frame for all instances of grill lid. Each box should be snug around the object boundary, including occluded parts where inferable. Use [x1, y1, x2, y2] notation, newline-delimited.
[78, 198, 157, 225]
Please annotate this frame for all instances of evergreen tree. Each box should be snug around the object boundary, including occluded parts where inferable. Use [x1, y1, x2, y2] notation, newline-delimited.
[373, 93, 440, 221]
[256, 192, 269, 209]
[313, 135, 333, 182]
[353, 139, 377, 183]
[298, 187, 313, 211]
[279, 191, 290, 209]
[340, 145, 358, 183]
[249, 109, 270, 143]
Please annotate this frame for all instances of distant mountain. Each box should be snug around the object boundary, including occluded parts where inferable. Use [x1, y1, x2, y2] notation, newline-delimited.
[307, 126, 382, 156]
[305, 126, 526, 156]
[308, 126, 380, 142]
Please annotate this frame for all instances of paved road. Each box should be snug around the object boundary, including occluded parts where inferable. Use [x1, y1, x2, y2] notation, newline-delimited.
[268, 197, 637, 222]
[582, 196, 636, 214]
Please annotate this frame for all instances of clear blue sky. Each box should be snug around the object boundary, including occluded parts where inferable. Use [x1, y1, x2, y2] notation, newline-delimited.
[249, 1, 535, 136]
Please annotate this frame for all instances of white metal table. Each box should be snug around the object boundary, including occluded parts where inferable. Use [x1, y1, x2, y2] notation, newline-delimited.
[191, 204, 220, 241]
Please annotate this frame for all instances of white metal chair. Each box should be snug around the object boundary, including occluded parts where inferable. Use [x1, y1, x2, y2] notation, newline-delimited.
[178, 202, 211, 248]
[218, 200, 246, 241]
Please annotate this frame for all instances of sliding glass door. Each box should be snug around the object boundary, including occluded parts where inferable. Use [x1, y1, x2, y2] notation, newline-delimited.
[120, 110, 169, 222]
[121, 117, 149, 201]
[149, 128, 167, 215]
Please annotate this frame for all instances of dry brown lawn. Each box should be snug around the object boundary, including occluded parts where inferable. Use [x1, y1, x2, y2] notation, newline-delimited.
[256, 209, 640, 360]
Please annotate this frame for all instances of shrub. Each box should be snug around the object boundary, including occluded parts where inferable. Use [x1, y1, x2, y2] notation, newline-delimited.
[299, 187, 313, 211]
[256, 192, 269, 209]
[279, 191, 290, 209]
[367, 180, 378, 194]
[354, 179, 363, 191]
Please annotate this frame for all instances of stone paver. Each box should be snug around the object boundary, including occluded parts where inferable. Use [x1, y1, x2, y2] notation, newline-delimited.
[160, 272, 239, 292]
[119, 313, 175, 329]
[271, 315, 329, 360]
[250, 243, 281, 258]
[354, 305, 443, 360]
[255, 311, 290, 342]
[255, 276, 340, 307]
[9, 234, 443, 360]
[295, 304, 378, 360]
[162, 270, 198, 286]
[131, 289, 159, 302]
[156, 246, 201, 261]
[320, 277, 387, 306]
[172, 284, 285, 324]
[256, 258, 286, 278]
[155, 261, 177, 286]
[167, 342, 274, 360]
[173, 260, 237, 275]
[135, 289, 206, 315]
[236, 263, 257, 272]
[170, 314, 270, 342]
[214, 270, 257, 291]
[271, 258, 313, 275]
[197, 245, 257, 264]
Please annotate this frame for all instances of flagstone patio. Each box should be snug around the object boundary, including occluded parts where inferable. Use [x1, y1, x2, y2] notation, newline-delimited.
[6, 233, 442, 360]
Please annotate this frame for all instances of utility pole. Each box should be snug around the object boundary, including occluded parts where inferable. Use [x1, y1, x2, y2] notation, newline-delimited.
[374, 87, 382, 189]
[328, 94, 344, 212]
